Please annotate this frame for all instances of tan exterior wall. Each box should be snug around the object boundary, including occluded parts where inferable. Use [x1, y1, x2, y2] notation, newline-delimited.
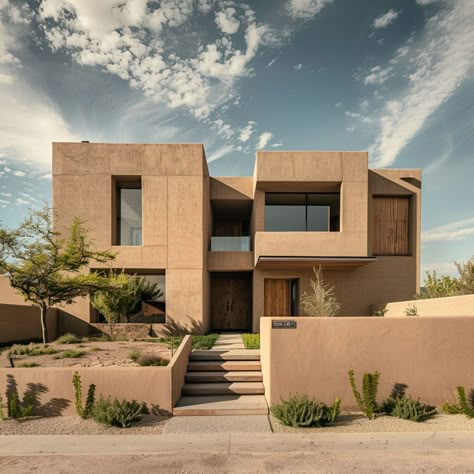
[52, 143, 209, 334]
[252, 256, 416, 331]
[0, 336, 192, 415]
[208, 251, 254, 271]
[383, 294, 474, 317]
[261, 317, 474, 410]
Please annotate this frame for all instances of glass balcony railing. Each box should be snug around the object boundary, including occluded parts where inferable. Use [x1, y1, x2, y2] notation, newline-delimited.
[210, 236, 251, 251]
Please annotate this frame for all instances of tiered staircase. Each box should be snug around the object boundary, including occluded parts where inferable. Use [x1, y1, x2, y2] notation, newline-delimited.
[173, 335, 268, 416]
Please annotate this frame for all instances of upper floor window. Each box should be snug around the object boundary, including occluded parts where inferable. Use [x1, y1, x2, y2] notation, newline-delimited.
[264, 193, 340, 232]
[115, 178, 142, 245]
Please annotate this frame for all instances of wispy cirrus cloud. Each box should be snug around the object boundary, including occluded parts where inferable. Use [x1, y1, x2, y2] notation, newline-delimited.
[368, 0, 474, 167]
[372, 9, 401, 29]
[422, 217, 474, 242]
[256, 131, 273, 149]
[286, 0, 334, 20]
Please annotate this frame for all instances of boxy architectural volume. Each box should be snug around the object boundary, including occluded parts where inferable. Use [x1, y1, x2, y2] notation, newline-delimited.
[51, 143, 421, 335]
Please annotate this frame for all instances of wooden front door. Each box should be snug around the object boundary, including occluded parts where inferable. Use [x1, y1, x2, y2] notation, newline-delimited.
[211, 276, 251, 330]
[264, 279, 292, 316]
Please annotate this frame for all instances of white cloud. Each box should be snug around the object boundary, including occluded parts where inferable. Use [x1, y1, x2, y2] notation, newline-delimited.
[213, 119, 234, 139]
[369, 0, 474, 167]
[271, 142, 283, 147]
[0, 72, 13, 84]
[208, 144, 235, 162]
[287, 0, 334, 20]
[215, 7, 240, 34]
[239, 121, 256, 142]
[422, 217, 474, 242]
[416, 0, 441, 5]
[267, 57, 277, 67]
[373, 9, 400, 29]
[1, 192, 11, 197]
[12, 170, 25, 176]
[256, 131, 272, 149]
[360, 99, 369, 110]
[335, 102, 342, 108]
[38, 1, 270, 119]
[294, 63, 302, 70]
[364, 65, 393, 85]
[15, 197, 29, 206]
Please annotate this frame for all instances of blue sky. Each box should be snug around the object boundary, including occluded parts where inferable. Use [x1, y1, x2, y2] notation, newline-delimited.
[0, 0, 473, 281]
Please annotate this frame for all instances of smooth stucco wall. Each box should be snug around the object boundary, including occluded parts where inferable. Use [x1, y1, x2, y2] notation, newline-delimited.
[0, 335, 192, 415]
[383, 294, 474, 317]
[261, 317, 474, 410]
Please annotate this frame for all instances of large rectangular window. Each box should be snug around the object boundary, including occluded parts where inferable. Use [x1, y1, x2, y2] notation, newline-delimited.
[115, 179, 142, 245]
[265, 193, 340, 232]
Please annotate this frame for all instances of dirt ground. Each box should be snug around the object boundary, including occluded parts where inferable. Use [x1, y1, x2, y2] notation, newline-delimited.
[0, 340, 172, 368]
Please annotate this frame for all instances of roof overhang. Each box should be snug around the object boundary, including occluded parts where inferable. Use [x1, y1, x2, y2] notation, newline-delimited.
[256, 256, 376, 269]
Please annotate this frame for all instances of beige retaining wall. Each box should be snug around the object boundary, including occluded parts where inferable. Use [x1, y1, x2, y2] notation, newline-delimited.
[260, 317, 474, 411]
[383, 294, 474, 317]
[0, 335, 192, 416]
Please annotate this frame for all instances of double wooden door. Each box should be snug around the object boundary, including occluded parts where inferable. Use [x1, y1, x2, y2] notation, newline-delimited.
[211, 276, 251, 331]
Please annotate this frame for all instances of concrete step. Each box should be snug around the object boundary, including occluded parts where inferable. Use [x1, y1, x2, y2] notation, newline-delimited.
[185, 371, 263, 383]
[187, 360, 262, 372]
[173, 395, 268, 416]
[190, 350, 260, 361]
[183, 382, 264, 396]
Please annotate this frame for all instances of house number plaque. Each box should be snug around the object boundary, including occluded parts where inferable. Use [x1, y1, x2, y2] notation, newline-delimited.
[272, 320, 297, 329]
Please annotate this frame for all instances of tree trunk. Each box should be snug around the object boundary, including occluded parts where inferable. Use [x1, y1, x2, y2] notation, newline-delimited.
[40, 305, 48, 344]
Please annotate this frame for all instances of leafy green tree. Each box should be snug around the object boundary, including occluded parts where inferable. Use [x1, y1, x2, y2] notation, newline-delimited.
[90, 272, 163, 336]
[0, 207, 115, 343]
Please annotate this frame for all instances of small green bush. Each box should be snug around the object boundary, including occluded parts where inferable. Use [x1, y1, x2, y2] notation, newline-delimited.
[372, 309, 387, 317]
[89, 347, 103, 352]
[129, 350, 141, 362]
[242, 333, 260, 349]
[192, 334, 219, 350]
[54, 350, 86, 359]
[443, 386, 474, 418]
[72, 371, 96, 419]
[271, 394, 341, 428]
[93, 396, 143, 428]
[8, 393, 33, 419]
[404, 304, 418, 316]
[17, 362, 40, 368]
[136, 354, 169, 366]
[383, 396, 437, 422]
[55, 333, 81, 344]
[348, 369, 380, 419]
[0, 395, 5, 420]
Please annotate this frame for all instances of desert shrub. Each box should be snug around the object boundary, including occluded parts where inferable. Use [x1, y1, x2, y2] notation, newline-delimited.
[404, 304, 418, 316]
[129, 350, 141, 362]
[17, 362, 40, 368]
[8, 343, 59, 357]
[93, 396, 143, 428]
[300, 266, 340, 317]
[56, 333, 81, 344]
[136, 354, 169, 366]
[192, 334, 219, 350]
[54, 350, 86, 359]
[72, 371, 96, 419]
[348, 369, 380, 419]
[8, 392, 33, 419]
[382, 395, 436, 422]
[443, 386, 474, 418]
[0, 395, 4, 420]
[89, 347, 103, 352]
[242, 333, 260, 349]
[271, 394, 341, 428]
[372, 309, 387, 317]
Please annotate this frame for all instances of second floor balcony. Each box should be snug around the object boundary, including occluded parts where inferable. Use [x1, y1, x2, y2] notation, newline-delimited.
[210, 236, 251, 251]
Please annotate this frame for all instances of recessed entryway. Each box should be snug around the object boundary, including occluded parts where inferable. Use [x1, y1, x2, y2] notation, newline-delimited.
[211, 272, 252, 331]
[264, 278, 298, 316]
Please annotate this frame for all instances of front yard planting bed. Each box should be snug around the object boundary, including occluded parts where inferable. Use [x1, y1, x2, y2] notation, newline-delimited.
[270, 413, 474, 433]
[0, 339, 172, 368]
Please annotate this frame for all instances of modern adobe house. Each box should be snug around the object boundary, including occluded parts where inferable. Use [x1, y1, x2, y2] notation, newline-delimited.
[52, 143, 421, 334]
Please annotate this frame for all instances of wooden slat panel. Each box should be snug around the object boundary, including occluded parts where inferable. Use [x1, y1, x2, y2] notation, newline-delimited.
[264, 279, 291, 316]
[373, 197, 409, 256]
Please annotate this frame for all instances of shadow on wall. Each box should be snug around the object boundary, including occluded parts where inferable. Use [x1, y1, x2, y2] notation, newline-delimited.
[5, 373, 70, 416]
[158, 315, 204, 337]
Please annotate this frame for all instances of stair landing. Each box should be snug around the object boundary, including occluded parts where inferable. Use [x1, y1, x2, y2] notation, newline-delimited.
[173, 395, 268, 416]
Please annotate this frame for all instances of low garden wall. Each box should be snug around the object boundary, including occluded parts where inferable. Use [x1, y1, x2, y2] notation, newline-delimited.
[260, 316, 474, 411]
[0, 335, 192, 416]
[0, 305, 57, 344]
[383, 294, 474, 317]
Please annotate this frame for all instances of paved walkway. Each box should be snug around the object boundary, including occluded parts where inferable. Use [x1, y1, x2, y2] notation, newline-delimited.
[165, 415, 272, 433]
[210, 333, 245, 351]
[2, 432, 474, 473]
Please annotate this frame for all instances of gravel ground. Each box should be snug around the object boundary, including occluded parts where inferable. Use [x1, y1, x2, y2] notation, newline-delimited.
[0, 415, 170, 435]
[270, 413, 474, 433]
[0, 340, 172, 368]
